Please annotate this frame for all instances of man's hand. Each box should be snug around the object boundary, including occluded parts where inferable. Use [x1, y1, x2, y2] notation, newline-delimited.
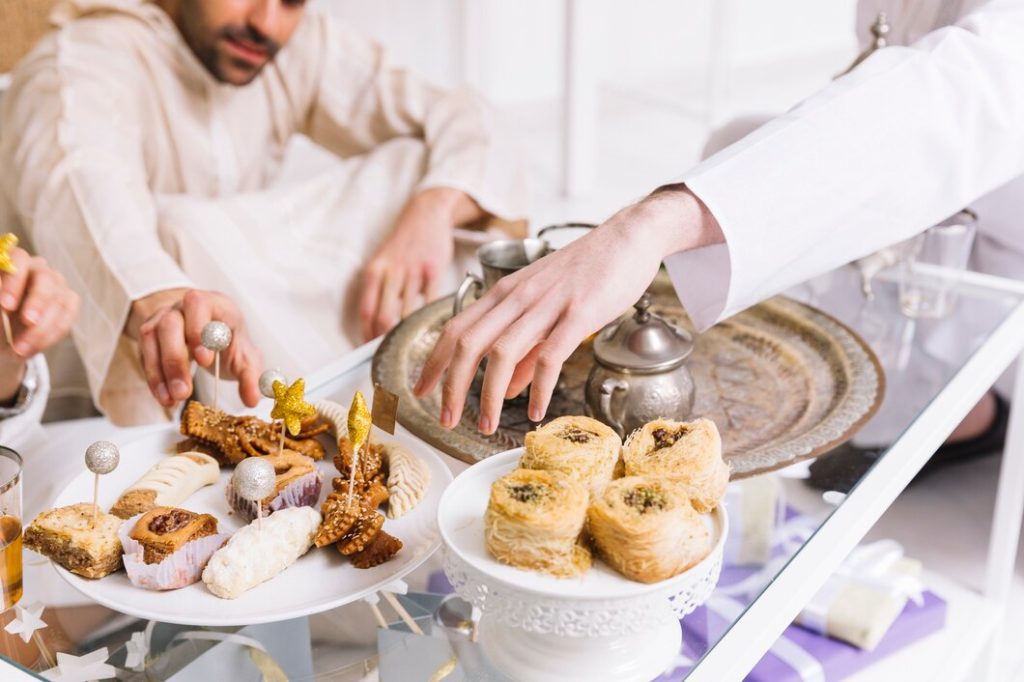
[0, 247, 80, 403]
[413, 186, 723, 434]
[359, 187, 485, 342]
[126, 288, 262, 409]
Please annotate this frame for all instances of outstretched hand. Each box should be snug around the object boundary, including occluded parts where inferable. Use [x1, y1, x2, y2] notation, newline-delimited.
[359, 187, 485, 341]
[127, 288, 262, 409]
[0, 246, 80, 403]
[414, 186, 722, 434]
[0, 246, 80, 360]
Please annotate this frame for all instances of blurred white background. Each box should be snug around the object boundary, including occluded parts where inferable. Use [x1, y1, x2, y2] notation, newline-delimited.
[315, 0, 859, 227]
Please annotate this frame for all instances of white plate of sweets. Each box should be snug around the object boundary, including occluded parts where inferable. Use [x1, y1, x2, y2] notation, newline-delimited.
[40, 403, 453, 626]
[439, 416, 728, 606]
[440, 450, 727, 604]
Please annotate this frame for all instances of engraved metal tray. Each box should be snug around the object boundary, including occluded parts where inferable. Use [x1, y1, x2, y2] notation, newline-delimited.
[372, 284, 884, 478]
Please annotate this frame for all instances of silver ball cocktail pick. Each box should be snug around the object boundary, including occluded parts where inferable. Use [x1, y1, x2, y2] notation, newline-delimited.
[200, 321, 232, 352]
[85, 441, 120, 525]
[201, 321, 233, 410]
[232, 457, 276, 529]
[259, 369, 286, 400]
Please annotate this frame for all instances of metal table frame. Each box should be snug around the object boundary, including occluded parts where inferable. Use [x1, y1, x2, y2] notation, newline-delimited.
[686, 267, 1024, 681]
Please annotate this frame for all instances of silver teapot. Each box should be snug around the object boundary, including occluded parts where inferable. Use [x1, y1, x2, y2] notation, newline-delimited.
[584, 294, 696, 439]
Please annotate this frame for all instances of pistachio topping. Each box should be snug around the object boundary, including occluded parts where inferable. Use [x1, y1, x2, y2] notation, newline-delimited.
[651, 426, 689, 451]
[506, 482, 547, 504]
[559, 426, 596, 444]
[623, 486, 666, 513]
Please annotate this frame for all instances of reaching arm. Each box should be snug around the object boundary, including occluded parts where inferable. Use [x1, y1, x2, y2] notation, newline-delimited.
[667, 0, 1024, 329]
[416, 0, 1024, 433]
[414, 186, 722, 433]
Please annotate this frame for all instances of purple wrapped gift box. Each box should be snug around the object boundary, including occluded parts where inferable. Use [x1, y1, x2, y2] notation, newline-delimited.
[656, 590, 946, 682]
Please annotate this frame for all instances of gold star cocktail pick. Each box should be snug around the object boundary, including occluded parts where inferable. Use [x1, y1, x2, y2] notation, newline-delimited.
[0, 233, 18, 347]
[345, 390, 372, 506]
[270, 378, 315, 455]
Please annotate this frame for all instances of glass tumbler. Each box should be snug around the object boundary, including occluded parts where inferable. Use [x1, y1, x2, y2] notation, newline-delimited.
[899, 209, 977, 319]
[0, 446, 23, 611]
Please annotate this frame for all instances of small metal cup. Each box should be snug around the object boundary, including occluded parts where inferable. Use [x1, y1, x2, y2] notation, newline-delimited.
[453, 238, 551, 315]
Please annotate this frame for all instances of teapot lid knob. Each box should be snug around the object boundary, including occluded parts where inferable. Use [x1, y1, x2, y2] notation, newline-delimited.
[634, 294, 652, 322]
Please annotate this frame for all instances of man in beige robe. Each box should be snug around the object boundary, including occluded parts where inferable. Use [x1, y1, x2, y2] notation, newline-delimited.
[0, 0, 528, 425]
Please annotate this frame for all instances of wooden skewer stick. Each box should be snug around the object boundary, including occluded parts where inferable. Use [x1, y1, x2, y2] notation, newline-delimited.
[91, 474, 100, 526]
[345, 438, 365, 508]
[367, 600, 388, 629]
[382, 591, 423, 635]
[1, 310, 12, 347]
[213, 353, 220, 411]
[84, 440, 119, 528]
[278, 419, 286, 456]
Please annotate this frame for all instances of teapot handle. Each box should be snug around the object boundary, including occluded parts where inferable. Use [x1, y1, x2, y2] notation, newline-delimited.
[453, 272, 484, 316]
[599, 378, 629, 440]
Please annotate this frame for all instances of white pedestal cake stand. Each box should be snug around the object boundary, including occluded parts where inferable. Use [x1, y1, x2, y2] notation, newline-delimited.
[439, 449, 728, 682]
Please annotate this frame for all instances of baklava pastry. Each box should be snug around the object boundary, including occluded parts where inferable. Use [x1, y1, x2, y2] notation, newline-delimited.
[520, 416, 622, 495]
[24, 504, 123, 579]
[121, 507, 226, 590]
[484, 469, 591, 578]
[588, 476, 710, 583]
[623, 418, 729, 513]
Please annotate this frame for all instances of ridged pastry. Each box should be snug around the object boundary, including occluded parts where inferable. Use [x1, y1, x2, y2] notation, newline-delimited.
[381, 443, 430, 519]
[314, 492, 361, 547]
[202, 506, 321, 599]
[588, 476, 710, 583]
[110, 452, 220, 519]
[333, 478, 390, 509]
[484, 469, 591, 578]
[180, 401, 325, 463]
[520, 416, 621, 495]
[334, 437, 385, 486]
[349, 530, 403, 568]
[336, 508, 385, 555]
[623, 418, 729, 513]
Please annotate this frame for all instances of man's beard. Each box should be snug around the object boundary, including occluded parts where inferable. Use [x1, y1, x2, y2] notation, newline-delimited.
[192, 23, 281, 85]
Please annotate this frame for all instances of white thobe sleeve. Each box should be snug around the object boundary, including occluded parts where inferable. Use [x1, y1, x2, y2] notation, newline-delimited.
[1, 36, 191, 423]
[296, 14, 529, 221]
[665, 0, 1024, 330]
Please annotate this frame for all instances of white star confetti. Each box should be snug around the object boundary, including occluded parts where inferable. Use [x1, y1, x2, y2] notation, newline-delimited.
[41, 647, 116, 682]
[4, 601, 47, 643]
[124, 630, 149, 671]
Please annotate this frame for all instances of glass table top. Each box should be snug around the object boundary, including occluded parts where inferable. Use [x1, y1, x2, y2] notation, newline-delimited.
[3, 265, 1021, 681]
